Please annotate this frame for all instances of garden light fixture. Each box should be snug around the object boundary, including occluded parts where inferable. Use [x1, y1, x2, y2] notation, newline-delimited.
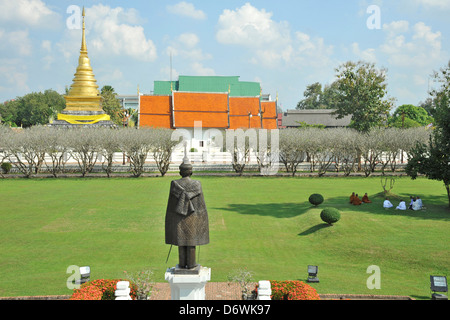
[430, 275, 448, 300]
[76, 266, 91, 285]
[307, 265, 319, 283]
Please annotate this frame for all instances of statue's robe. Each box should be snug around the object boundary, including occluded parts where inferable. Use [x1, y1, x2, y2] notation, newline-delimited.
[165, 177, 209, 247]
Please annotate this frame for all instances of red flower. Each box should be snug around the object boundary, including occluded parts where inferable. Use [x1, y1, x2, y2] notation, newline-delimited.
[69, 279, 138, 300]
[261, 280, 320, 300]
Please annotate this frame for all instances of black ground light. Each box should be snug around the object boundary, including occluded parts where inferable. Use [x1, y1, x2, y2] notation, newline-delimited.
[307, 265, 319, 283]
[430, 275, 448, 300]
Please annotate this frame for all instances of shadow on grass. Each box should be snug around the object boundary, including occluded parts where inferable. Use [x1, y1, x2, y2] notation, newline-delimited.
[316, 194, 450, 221]
[298, 223, 331, 236]
[215, 202, 311, 218]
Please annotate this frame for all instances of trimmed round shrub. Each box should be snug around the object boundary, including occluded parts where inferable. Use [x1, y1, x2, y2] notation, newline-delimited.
[309, 194, 324, 206]
[1, 162, 12, 174]
[320, 207, 341, 225]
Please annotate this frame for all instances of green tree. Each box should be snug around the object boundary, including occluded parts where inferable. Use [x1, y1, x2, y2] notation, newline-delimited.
[319, 82, 340, 109]
[418, 97, 436, 118]
[297, 82, 339, 110]
[406, 61, 450, 209]
[3, 90, 65, 127]
[0, 100, 19, 126]
[101, 85, 123, 126]
[297, 82, 322, 109]
[388, 104, 434, 128]
[332, 61, 395, 132]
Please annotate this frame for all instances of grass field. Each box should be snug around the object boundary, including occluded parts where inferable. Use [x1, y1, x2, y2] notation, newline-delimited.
[0, 175, 448, 299]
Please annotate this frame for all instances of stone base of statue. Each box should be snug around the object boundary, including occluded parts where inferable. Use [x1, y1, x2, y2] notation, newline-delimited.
[165, 265, 211, 300]
[50, 110, 115, 128]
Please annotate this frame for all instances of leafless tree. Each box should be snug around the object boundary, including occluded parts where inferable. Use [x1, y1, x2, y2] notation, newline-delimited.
[3, 126, 48, 178]
[97, 127, 121, 178]
[120, 128, 154, 177]
[67, 128, 102, 177]
[44, 127, 71, 177]
[152, 128, 181, 176]
[330, 128, 359, 175]
[279, 128, 306, 176]
[224, 129, 257, 176]
[255, 129, 279, 176]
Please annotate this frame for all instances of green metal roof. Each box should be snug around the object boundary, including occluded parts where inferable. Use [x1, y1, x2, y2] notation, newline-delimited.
[153, 81, 178, 96]
[153, 76, 261, 97]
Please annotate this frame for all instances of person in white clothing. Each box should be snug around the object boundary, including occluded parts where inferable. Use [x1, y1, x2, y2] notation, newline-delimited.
[412, 196, 423, 210]
[396, 200, 407, 210]
[383, 198, 394, 209]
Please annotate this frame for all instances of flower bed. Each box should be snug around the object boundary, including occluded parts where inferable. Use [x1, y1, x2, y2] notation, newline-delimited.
[69, 279, 138, 300]
[266, 280, 320, 300]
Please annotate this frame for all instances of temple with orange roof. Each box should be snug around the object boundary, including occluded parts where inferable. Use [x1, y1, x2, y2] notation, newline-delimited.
[139, 76, 278, 131]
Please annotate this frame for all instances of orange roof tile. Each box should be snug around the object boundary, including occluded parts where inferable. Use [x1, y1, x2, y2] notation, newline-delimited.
[173, 92, 228, 112]
[172, 92, 229, 128]
[261, 101, 277, 118]
[262, 118, 278, 129]
[140, 95, 171, 114]
[173, 111, 229, 128]
[229, 97, 260, 116]
[229, 115, 261, 129]
[139, 95, 172, 129]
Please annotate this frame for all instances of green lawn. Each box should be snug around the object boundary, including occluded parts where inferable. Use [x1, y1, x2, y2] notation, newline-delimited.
[0, 176, 448, 299]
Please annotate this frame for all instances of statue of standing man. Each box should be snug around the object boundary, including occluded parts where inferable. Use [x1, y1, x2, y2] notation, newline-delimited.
[165, 144, 209, 271]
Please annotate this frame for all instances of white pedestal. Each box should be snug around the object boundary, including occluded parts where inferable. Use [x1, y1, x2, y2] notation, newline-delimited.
[257, 280, 272, 300]
[115, 281, 132, 300]
[165, 266, 211, 300]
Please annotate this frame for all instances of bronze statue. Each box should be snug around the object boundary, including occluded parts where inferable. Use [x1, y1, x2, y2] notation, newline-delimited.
[165, 145, 209, 270]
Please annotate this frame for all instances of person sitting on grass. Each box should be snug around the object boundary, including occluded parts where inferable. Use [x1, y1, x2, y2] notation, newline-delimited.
[362, 193, 372, 203]
[408, 196, 415, 210]
[396, 200, 407, 210]
[412, 196, 423, 211]
[353, 194, 362, 205]
[383, 198, 394, 209]
[350, 192, 356, 204]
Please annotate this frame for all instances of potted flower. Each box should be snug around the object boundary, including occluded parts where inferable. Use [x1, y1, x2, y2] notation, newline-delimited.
[124, 269, 155, 300]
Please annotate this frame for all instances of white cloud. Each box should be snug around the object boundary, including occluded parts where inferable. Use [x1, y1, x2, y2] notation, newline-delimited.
[164, 32, 214, 76]
[86, 4, 157, 62]
[41, 40, 52, 53]
[0, 0, 59, 28]
[165, 33, 212, 62]
[0, 59, 29, 94]
[216, 3, 290, 48]
[0, 29, 32, 56]
[216, 3, 333, 69]
[414, 0, 450, 9]
[166, 2, 206, 20]
[190, 62, 215, 76]
[380, 20, 443, 68]
[351, 42, 377, 63]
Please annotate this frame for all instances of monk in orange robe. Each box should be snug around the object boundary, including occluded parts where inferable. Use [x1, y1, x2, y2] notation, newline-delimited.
[353, 194, 362, 205]
[350, 192, 356, 204]
[362, 193, 372, 203]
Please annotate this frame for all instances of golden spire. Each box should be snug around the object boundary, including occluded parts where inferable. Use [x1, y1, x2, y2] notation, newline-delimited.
[64, 6, 102, 112]
[81, 7, 87, 53]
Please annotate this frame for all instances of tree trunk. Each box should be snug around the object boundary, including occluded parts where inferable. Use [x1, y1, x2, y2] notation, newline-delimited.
[446, 183, 450, 209]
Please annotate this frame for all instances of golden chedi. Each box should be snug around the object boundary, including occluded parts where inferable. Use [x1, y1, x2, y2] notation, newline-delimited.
[53, 8, 113, 127]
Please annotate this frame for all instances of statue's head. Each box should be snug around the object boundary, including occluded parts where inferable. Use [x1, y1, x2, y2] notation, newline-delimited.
[179, 141, 193, 177]
[179, 162, 193, 177]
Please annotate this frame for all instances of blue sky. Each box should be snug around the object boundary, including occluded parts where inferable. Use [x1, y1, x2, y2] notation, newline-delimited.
[0, 0, 449, 111]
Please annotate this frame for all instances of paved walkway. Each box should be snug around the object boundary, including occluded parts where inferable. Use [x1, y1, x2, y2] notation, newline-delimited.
[150, 282, 244, 300]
